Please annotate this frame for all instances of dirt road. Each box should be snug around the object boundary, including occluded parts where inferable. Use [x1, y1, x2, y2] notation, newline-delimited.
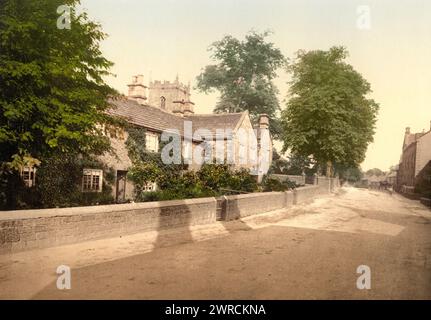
[1, 188, 431, 299]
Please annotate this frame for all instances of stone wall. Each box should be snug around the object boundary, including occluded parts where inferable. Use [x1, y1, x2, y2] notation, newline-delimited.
[0, 177, 339, 253]
[221, 191, 292, 221]
[0, 197, 216, 254]
[221, 176, 339, 221]
[294, 186, 321, 205]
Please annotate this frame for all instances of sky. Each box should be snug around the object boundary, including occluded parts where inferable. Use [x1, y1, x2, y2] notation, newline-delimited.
[79, 0, 431, 171]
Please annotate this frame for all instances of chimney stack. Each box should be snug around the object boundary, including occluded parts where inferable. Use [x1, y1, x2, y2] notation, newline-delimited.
[127, 75, 147, 105]
[258, 114, 269, 130]
[405, 127, 411, 134]
[172, 103, 184, 117]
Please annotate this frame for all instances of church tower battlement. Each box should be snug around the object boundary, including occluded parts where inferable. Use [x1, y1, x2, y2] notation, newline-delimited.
[147, 75, 194, 115]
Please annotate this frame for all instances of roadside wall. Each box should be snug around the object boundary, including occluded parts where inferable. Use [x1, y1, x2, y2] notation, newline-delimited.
[0, 197, 216, 254]
[221, 191, 293, 221]
[0, 177, 339, 253]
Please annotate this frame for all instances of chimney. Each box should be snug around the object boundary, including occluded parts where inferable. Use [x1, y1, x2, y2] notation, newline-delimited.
[172, 102, 184, 117]
[405, 127, 411, 134]
[127, 75, 147, 105]
[258, 114, 269, 130]
[183, 102, 195, 116]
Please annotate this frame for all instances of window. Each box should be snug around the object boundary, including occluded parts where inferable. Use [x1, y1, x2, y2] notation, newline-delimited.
[160, 96, 166, 109]
[145, 132, 159, 152]
[21, 167, 36, 187]
[143, 182, 157, 192]
[82, 169, 103, 192]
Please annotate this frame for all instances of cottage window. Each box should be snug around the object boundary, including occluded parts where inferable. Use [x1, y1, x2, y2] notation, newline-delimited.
[143, 182, 157, 192]
[160, 96, 166, 109]
[82, 169, 103, 192]
[145, 132, 159, 152]
[21, 167, 36, 187]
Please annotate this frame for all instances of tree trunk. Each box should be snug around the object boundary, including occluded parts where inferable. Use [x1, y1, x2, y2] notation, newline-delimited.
[326, 160, 332, 178]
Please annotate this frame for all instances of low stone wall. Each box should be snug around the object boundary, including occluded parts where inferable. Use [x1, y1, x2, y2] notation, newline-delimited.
[0, 197, 217, 254]
[0, 177, 340, 253]
[294, 185, 320, 204]
[222, 191, 293, 221]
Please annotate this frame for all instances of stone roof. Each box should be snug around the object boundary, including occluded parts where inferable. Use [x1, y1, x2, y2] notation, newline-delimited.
[185, 113, 244, 138]
[107, 97, 245, 139]
[403, 133, 425, 150]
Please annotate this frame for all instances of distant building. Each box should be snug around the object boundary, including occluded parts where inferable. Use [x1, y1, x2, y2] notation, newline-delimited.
[385, 165, 398, 186]
[397, 123, 431, 193]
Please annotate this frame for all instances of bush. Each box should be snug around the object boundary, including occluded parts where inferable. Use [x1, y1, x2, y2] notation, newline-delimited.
[133, 163, 259, 202]
[261, 176, 296, 192]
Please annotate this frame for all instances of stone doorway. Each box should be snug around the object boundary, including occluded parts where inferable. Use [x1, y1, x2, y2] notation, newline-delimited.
[116, 170, 128, 203]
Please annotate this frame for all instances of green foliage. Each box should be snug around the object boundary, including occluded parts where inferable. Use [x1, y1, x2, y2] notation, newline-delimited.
[365, 168, 385, 177]
[269, 150, 316, 176]
[281, 47, 379, 172]
[197, 164, 258, 193]
[196, 31, 286, 136]
[125, 125, 187, 199]
[336, 165, 363, 183]
[0, 154, 115, 210]
[35, 155, 115, 208]
[1, 0, 116, 159]
[261, 176, 296, 192]
[0, 0, 117, 208]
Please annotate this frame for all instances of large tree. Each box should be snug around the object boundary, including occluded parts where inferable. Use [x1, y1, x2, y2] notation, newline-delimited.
[196, 31, 286, 136]
[0, 0, 117, 208]
[0, 0, 116, 165]
[280, 47, 378, 176]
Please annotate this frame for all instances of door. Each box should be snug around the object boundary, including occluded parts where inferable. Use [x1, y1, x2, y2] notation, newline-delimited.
[116, 170, 127, 203]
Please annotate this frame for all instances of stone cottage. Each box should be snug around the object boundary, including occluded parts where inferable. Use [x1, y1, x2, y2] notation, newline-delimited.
[93, 75, 273, 202]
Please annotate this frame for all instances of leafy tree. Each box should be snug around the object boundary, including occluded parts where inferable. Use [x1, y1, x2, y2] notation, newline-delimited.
[280, 47, 379, 176]
[0, 0, 117, 208]
[269, 150, 316, 176]
[365, 168, 385, 177]
[336, 165, 363, 183]
[269, 150, 290, 174]
[196, 31, 286, 136]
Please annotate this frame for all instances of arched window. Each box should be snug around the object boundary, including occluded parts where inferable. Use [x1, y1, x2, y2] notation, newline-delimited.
[160, 96, 166, 109]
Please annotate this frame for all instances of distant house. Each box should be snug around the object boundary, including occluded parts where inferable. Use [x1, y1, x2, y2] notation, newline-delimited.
[385, 165, 398, 186]
[397, 124, 431, 193]
[96, 75, 272, 202]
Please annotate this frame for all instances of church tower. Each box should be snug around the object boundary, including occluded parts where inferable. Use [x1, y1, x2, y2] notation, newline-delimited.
[148, 76, 194, 116]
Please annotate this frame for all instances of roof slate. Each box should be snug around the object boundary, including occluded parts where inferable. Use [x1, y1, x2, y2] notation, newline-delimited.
[107, 97, 244, 139]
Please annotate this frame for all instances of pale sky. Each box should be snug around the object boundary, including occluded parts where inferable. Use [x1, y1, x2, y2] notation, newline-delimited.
[80, 0, 431, 171]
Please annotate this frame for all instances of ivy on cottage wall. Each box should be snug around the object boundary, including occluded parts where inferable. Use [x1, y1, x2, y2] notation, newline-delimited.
[125, 125, 176, 198]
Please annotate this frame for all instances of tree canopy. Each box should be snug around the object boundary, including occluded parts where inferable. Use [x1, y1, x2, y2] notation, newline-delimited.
[280, 47, 378, 174]
[0, 0, 117, 167]
[196, 31, 286, 136]
[365, 168, 385, 177]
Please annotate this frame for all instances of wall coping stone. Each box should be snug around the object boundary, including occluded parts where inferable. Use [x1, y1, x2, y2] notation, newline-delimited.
[0, 197, 217, 221]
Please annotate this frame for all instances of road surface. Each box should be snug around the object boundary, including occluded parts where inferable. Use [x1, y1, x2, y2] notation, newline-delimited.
[1, 187, 430, 299]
